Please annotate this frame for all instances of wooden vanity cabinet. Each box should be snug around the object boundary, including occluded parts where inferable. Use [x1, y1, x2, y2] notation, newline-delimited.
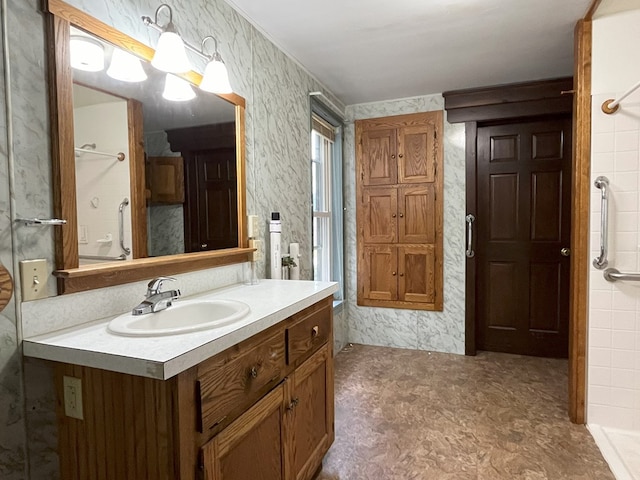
[53, 297, 333, 480]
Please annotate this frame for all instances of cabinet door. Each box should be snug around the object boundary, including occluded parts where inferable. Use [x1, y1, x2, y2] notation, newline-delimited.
[398, 185, 436, 244]
[361, 128, 397, 185]
[202, 383, 286, 480]
[287, 345, 334, 480]
[362, 187, 397, 243]
[361, 246, 398, 301]
[398, 246, 437, 305]
[397, 124, 436, 184]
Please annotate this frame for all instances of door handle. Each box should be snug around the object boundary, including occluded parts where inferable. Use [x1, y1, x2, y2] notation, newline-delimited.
[561, 247, 571, 257]
[465, 214, 475, 258]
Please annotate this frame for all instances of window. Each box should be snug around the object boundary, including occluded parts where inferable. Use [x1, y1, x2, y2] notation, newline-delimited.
[311, 104, 344, 300]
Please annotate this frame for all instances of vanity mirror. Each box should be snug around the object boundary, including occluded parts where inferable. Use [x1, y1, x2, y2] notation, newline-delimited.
[45, 0, 250, 294]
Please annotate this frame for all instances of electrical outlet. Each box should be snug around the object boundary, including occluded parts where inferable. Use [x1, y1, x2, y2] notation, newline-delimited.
[253, 239, 264, 261]
[63, 376, 84, 420]
[19, 259, 48, 301]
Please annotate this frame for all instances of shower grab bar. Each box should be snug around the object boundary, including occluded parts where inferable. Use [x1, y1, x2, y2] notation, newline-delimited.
[118, 198, 131, 256]
[465, 214, 475, 258]
[593, 176, 609, 270]
[79, 254, 126, 262]
[603, 268, 640, 283]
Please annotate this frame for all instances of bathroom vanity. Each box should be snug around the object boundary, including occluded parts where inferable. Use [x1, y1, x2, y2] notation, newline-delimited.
[23, 281, 337, 480]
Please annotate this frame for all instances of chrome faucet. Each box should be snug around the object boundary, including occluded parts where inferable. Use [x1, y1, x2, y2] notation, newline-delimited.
[132, 277, 181, 315]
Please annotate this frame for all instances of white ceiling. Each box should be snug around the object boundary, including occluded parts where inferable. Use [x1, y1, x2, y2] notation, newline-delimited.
[224, 0, 593, 105]
[594, 0, 640, 18]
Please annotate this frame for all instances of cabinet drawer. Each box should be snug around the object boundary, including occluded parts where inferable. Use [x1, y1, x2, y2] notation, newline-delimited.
[197, 330, 286, 433]
[287, 302, 331, 365]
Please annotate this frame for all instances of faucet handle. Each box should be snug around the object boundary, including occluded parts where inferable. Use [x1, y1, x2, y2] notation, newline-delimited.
[147, 276, 176, 296]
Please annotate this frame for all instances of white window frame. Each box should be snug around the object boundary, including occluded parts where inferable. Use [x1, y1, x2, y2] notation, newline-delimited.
[312, 124, 334, 283]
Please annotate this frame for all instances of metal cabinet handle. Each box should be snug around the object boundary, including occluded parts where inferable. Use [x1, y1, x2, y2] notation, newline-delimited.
[561, 247, 571, 257]
[593, 176, 609, 269]
[249, 366, 259, 379]
[311, 325, 319, 338]
[465, 214, 475, 258]
[287, 397, 299, 411]
[392, 213, 396, 218]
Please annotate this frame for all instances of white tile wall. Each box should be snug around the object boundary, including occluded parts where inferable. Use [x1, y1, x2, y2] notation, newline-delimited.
[588, 90, 640, 431]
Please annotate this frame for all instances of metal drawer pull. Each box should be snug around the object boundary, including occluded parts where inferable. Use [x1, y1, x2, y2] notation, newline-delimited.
[311, 326, 319, 338]
[249, 366, 259, 378]
[593, 176, 609, 269]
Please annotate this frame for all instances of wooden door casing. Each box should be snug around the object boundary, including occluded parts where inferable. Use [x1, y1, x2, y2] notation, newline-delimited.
[476, 117, 572, 358]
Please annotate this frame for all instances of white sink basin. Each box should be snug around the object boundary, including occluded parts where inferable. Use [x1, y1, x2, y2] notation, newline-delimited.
[107, 299, 251, 336]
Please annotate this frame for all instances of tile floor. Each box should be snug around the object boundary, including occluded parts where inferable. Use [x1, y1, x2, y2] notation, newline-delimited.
[318, 344, 614, 480]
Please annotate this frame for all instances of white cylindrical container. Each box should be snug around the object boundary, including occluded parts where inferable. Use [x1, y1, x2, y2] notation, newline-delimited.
[289, 242, 300, 280]
[269, 212, 282, 279]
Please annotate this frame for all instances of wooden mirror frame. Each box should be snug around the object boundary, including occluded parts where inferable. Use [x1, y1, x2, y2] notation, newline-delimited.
[44, 0, 251, 294]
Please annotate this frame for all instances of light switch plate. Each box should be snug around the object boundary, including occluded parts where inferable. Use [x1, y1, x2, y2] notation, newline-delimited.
[19, 259, 48, 301]
[78, 225, 88, 244]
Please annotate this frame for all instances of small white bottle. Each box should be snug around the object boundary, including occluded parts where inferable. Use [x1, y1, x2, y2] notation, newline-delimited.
[269, 212, 282, 279]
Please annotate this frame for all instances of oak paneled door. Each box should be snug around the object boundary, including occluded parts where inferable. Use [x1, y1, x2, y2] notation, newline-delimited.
[475, 117, 572, 357]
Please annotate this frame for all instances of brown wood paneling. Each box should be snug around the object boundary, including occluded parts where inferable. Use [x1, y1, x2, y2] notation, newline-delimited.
[476, 118, 571, 358]
[197, 329, 286, 433]
[0, 264, 13, 313]
[128, 99, 147, 259]
[286, 303, 331, 365]
[398, 186, 435, 244]
[202, 383, 285, 480]
[398, 245, 436, 305]
[465, 122, 478, 355]
[362, 187, 397, 243]
[360, 128, 397, 186]
[490, 135, 519, 162]
[398, 124, 435, 183]
[357, 111, 443, 312]
[148, 156, 184, 204]
[530, 262, 562, 332]
[489, 173, 519, 240]
[53, 248, 253, 294]
[531, 171, 562, 241]
[443, 77, 574, 123]
[55, 364, 177, 480]
[362, 246, 397, 301]
[569, 19, 592, 424]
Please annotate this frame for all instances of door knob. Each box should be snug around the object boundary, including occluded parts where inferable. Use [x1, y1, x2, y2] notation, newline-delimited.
[561, 247, 571, 257]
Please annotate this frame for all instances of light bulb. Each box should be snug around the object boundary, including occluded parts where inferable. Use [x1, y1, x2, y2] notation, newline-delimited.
[151, 31, 191, 73]
[107, 48, 147, 83]
[162, 74, 196, 101]
[70, 36, 105, 72]
[199, 55, 232, 94]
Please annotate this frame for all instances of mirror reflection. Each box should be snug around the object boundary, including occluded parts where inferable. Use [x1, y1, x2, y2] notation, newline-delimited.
[70, 27, 238, 265]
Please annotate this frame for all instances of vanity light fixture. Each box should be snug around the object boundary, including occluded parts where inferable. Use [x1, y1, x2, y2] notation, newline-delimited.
[70, 35, 105, 72]
[107, 48, 148, 83]
[142, 4, 191, 73]
[143, 5, 233, 93]
[162, 73, 196, 102]
[199, 36, 233, 94]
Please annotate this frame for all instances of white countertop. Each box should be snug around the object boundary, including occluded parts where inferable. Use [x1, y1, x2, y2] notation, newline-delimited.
[23, 280, 338, 380]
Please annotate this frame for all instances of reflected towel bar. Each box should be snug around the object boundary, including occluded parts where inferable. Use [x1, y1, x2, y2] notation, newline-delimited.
[79, 254, 126, 261]
[604, 268, 640, 282]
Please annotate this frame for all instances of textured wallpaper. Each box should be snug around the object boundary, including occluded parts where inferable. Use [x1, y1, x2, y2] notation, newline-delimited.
[0, 0, 345, 477]
[344, 95, 466, 355]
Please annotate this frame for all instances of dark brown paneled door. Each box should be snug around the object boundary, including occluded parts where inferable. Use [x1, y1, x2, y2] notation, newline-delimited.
[475, 117, 571, 358]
